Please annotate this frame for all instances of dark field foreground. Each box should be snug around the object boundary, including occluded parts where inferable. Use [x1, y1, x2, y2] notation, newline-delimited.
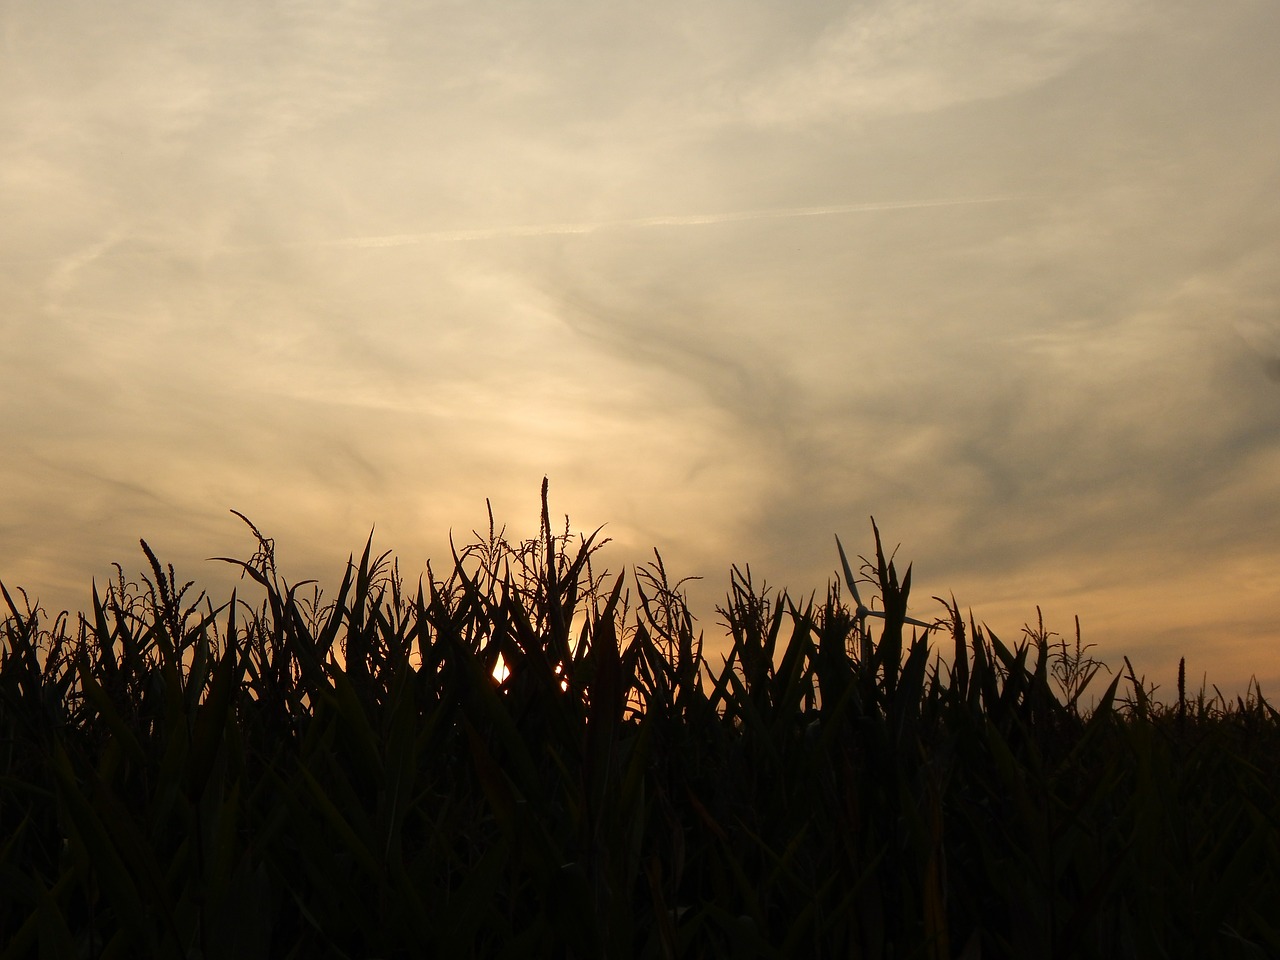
[3, 492, 1279, 958]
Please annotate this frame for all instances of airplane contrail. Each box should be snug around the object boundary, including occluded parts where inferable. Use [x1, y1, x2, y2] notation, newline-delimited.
[0, 196, 1025, 266]
[320, 195, 1023, 250]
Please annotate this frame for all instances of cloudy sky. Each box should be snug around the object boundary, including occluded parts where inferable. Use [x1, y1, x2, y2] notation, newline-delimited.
[3, 0, 1279, 697]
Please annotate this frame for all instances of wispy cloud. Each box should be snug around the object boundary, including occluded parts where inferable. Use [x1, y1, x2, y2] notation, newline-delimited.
[741, 0, 1151, 125]
[3, 196, 1028, 265]
[285, 196, 1024, 250]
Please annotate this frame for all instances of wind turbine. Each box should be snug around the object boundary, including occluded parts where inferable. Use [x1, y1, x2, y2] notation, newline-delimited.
[834, 533, 935, 637]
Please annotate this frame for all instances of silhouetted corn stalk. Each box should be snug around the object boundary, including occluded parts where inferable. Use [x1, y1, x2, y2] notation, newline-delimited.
[1, 485, 1278, 958]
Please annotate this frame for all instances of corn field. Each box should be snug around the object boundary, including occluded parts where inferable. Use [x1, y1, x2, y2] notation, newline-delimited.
[3, 484, 1279, 958]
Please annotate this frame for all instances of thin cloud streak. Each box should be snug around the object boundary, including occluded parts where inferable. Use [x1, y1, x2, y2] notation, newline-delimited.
[0, 197, 1025, 266]
[303, 196, 1025, 250]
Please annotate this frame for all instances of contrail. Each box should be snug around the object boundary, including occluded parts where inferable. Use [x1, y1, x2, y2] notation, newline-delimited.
[321, 196, 1021, 250]
[0, 196, 1024, 265]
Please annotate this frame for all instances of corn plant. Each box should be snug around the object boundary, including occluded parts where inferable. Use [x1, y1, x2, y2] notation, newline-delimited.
[2, 486, 1278, 958]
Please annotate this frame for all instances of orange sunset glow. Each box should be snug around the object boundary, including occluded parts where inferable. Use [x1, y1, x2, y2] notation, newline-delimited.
[3, 0, 1279, 699]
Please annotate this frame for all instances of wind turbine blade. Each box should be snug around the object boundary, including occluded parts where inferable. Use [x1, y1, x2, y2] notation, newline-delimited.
[834, 535, 866, 612]
[862, 609, 932, 630]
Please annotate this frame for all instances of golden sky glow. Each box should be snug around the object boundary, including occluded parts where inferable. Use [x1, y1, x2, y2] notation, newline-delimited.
[3, 0, 1279, 697]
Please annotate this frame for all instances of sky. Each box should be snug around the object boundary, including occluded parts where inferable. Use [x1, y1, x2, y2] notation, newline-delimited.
[3, 0, 1279, 699]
